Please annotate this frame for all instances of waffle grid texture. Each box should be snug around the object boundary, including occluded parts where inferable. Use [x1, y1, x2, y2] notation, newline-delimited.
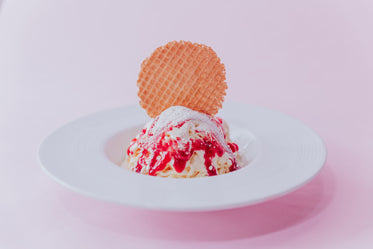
[137, 41, 227, 118]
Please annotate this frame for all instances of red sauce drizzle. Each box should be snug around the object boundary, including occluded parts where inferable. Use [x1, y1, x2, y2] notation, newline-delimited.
[127, 120, 239, 176]
[228, 142, 239, 153]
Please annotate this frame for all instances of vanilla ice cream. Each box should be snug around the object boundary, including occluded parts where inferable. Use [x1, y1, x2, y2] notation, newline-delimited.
[122, 106, 241, 178]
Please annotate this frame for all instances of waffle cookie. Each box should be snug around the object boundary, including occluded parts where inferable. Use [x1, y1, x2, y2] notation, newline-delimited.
[137, 41, 227, 118]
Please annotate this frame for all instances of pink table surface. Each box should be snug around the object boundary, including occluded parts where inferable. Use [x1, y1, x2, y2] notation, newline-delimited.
[1, 1, 373, 248]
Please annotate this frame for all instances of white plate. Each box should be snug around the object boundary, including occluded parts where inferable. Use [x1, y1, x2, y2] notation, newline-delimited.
[38, 102, 326, 211]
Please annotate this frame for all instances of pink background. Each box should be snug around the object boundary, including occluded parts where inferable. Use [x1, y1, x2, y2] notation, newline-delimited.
[1, 0, 373, 248]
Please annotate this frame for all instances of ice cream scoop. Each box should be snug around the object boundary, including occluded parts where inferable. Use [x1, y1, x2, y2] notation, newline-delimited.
[122, 106, 240, 178]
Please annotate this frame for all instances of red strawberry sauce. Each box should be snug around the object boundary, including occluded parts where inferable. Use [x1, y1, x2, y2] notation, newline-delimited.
[127, 120, 239, 176]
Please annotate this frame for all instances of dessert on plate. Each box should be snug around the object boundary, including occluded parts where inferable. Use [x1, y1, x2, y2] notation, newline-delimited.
[121, 41, 243, 178]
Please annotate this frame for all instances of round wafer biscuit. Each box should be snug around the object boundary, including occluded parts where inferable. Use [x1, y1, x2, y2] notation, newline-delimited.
[137, 41, 227, 118]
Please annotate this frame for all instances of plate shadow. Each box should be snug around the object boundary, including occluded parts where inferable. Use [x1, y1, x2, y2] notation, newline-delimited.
[59, 164, 335, 241]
